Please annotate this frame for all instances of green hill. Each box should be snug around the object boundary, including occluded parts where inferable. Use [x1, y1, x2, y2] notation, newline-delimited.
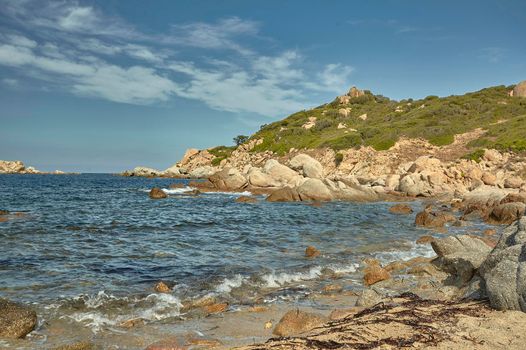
[212, 84, 526, 163]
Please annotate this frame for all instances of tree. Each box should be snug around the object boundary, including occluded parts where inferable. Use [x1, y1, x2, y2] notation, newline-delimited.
[233, 135, 249, 146]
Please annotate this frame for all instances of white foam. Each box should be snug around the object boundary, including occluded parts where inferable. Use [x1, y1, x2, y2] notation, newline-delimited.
[64, 291, 182, 333]
[261, 266, 323, 288]
[162, 186, 195, 195]
[216, 274, 246, 293]
[326, 263, 359, 274]
[205, 190, 253, 196]
[375, 241, 435, 263]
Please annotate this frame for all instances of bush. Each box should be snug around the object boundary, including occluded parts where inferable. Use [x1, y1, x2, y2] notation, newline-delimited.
[334, 152, 344, 166]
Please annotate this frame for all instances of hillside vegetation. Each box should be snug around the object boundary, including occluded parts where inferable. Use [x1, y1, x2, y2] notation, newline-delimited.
[243, 85, 526, 157]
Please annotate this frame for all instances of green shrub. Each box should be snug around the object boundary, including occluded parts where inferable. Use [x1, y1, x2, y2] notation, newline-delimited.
[334, 152, 344, 166]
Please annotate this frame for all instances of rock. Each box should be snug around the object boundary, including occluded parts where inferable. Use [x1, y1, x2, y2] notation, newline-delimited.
[500, 193, 526, 204]
[358, 113, 367, 121]
[363, 265, 391, 286]
[248, 168, 280, 187]
[266, 187, 302, 202]
[0, 299, 37, 339]
[263, 160, 301, 185]
[504, 177, 523, 189]
[149, 188, 167, 199]
[53, 342, 96, 350]
[305, 246, 320, 258]
[512, 80, 526, 97]
[487, 202, 526, 224]
[415, 206, 456, 228]
[130, 166, 161, 177]
[0, 160, 25, 174]
[329, 307, 362, 320]
[289, 154, 323, 179]
[208, 167, 247, 190]
[181, 148, 200, 164]
[203, 303, 228, 314]
[355, 288, 383, 307]
[481, 172, 497, 186]
[479, 217, 526, 311]
[236, 196, 258, 203]
[145, 337, 188, 350]
[431, 235, 492, 283]
[416, 235, 435, 244]
[163, 164, 181, 177]
[483, 228, 497, 236]
[389, 204, 413, 214]
[154, 281, 171, 293]
[296, 179, 333, 201]
[323, 284, 343, 294]
[272, 309, 327, 336]
[188, 166, 214, 178]
[348, 86, 365, 98]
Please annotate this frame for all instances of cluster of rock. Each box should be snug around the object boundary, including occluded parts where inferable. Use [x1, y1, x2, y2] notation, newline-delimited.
[188, 153, 381, 202]
[121, 148, 216, 178]
[0, 160, 68, 175]
[0, 160, 41, 174]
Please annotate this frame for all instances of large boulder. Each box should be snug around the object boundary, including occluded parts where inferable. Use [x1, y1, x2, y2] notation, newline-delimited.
[208, 167, 247, 190]
[272, 309, 327, 336]
[296, 179, 333, 201]
[288, 154, 323, 179]
[479, 216, 526, 311]
[0, 299, 37, 338]
[487, 202, 526, 224]
[163, 164, 181, 177]
[511, 80, 526, 98]
[504, 177, 524, 189]
[431, 235, 492, 283]
[248, 168, 280, 187]
[263, 160, 302, 186]
[266, 187, 302, 202]
[188, 166, 214, 178]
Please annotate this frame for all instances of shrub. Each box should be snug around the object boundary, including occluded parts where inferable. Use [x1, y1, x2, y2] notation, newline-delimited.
[334, 152, 344, 166]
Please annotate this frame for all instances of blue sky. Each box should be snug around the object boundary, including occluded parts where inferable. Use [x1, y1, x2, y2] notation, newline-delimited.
[1, 0, 525, 172]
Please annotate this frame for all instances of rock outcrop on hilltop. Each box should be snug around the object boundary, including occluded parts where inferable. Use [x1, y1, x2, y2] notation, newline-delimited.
[510, 80, 526, 97]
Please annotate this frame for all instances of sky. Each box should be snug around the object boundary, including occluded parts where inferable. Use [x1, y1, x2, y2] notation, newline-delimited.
[1, 0, 525, 173]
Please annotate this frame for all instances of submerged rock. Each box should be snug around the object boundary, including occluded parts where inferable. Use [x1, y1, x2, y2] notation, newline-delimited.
[154, 281, 171, 293]
[389, 203, 413, 214]
[149, 187, 167, 199]
[305, 246, 320, 258]
[145, 337, 187, 350]
[0, 298, 37, 339]
[272, 309, 327, 336]
[235, 195, 258, 203]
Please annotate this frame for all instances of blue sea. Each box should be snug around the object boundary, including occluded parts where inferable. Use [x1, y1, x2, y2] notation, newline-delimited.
[0, 174, 494, 348]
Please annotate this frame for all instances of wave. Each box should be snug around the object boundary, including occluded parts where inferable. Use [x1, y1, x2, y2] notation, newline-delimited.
[62, 291, 182, 332]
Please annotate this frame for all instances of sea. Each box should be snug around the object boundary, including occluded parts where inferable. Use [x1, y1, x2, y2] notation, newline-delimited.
[0, 174, 494, 349]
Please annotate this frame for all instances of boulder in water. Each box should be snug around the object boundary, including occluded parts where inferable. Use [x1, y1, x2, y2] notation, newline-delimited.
[149, 188, 167, 199]
[389, 204, 413, 214]
[266, 187, 301, 202]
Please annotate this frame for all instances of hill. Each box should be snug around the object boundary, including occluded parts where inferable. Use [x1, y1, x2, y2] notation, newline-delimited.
[210, 83, 526, 165]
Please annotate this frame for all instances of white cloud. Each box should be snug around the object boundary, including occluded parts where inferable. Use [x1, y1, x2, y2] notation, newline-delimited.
[166, 17, 260, 54]
[0, 1, 354, 115]
[2, 78, 18, 87]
